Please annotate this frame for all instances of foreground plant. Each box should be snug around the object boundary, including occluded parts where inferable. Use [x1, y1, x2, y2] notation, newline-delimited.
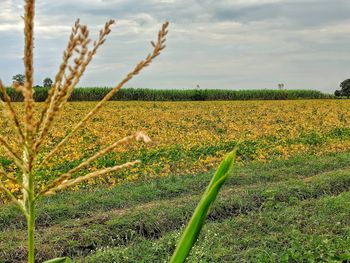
[0, 0, 168, 262]
[170, 149, 237, 263]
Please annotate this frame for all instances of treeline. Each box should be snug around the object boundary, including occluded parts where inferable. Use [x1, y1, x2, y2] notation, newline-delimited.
[1, 87, 332, 101]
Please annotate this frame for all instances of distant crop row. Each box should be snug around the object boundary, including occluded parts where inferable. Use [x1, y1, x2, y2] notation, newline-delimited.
[2, 87, 332, 101]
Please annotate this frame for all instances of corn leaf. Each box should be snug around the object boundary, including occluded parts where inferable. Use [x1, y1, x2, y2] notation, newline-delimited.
[170, 148, 237, 263]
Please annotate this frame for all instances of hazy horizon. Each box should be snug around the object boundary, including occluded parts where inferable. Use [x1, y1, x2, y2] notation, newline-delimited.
[1, 0, 350, 92]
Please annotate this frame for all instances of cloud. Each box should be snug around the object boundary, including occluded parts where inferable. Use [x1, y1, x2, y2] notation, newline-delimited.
[0, 0, 350, 92]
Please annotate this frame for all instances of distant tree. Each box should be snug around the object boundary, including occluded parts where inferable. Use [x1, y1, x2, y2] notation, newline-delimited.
[334, 90, 342, 97]
[278, 83, 284, 90]
[12, 74, 25, 85]
[336, 79, 350, 98]
[43, 77, 53, 88]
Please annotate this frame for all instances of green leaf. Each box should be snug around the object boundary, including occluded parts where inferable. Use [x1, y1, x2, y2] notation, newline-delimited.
[43, 257, 72, 263]
[170, 148, 237, 263]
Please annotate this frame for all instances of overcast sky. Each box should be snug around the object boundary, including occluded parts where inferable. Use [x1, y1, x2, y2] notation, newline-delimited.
[1, 0, 350, 92]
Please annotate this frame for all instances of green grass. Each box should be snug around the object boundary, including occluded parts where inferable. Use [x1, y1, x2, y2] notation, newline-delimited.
[1, 151, 350, 262]
[1, 87, 332, 102]
[85, 191, 350, 262]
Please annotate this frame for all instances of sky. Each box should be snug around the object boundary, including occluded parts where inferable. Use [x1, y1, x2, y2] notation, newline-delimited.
[0, 0, 350, 92]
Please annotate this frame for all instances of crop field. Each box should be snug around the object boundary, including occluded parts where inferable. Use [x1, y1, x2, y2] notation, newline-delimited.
[2, 99, 350, 261]
[1, 99, 350, 197]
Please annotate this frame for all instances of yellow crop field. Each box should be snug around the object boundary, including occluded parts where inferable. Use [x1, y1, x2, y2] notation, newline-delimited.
[1, 99, 350, 195]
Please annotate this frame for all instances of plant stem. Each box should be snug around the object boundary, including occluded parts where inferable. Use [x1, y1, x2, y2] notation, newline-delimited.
[23, 144, 35, 263]
[27, 178, 35, 263]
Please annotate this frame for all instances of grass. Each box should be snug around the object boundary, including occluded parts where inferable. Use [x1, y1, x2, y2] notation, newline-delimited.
[1, 150, 350, 261]
[85, 191, 350, 262]
[1, 87, 332, 102]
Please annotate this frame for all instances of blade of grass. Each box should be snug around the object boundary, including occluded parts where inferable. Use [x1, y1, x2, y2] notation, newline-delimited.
[170, 148, 237, 263]
[43, 257, 71, 263]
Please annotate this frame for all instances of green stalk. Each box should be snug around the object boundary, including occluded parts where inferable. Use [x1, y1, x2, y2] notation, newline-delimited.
[170, 148, 237, 263]
[27, 173, 35, 263]
[23, 144, 35, 263]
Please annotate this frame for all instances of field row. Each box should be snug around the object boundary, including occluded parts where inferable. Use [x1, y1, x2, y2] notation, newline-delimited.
[2, 87, 331, 102]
